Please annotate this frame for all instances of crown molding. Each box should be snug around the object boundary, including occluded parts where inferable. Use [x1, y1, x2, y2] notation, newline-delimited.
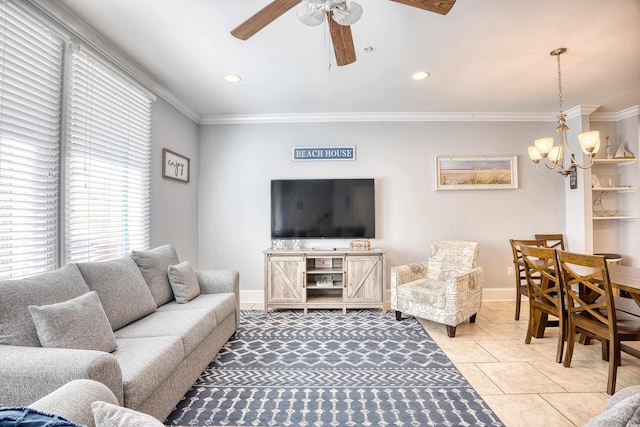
[200, 112, 561, 125]
[591, 105, 639, 122]
[201, 105, 639, 125]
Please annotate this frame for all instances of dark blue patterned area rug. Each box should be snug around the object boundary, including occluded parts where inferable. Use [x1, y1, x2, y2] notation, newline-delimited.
[165, 310, 503, 427]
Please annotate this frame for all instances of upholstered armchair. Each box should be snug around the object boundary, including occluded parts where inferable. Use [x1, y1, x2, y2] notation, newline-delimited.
[391, 240, 484, 337]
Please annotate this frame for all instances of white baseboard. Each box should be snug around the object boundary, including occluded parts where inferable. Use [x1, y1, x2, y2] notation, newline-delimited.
[240, 288, 515, 304]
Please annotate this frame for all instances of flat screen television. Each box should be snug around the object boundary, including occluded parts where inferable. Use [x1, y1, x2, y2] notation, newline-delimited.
[271, 179, 375, 239]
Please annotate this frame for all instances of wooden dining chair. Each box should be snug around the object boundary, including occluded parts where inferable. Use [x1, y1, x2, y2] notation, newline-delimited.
[535, 233, 565, 250]
[509, 239, 548, 320]
[557, 250, 640, 395]
[521, 245, 565, 363]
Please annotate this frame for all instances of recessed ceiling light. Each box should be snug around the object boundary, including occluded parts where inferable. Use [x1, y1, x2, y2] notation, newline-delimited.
[223, 74, 242, 83]
[411, 71, 430, 81]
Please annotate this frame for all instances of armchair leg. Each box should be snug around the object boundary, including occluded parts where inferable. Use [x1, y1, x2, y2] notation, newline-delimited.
[470, 313, 477, 323]
[395, 310, 402, 321]
[446, 325, 457, 337]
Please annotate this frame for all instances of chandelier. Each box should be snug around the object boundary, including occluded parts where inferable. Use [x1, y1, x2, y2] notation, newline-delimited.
[297, 0, 363, 27]
[527, 48, 600, 177]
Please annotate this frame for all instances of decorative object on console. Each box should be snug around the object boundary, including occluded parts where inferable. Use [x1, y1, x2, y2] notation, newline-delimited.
[230, 0, 456, 67]
[527, 48, 601, 176]
[162, 148, 190, 183]
[350, 239, 370, 250]
[435, 155, 517, 190]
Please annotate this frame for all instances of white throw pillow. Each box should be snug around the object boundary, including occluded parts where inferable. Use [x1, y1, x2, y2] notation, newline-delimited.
[92, 401, 164, 427]
[28, 291, 117, 352]
[167, 261, 201, 303]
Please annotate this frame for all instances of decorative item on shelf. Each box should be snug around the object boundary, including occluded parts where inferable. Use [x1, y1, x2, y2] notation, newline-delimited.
[606, 136, 613, 159]
[315, 274, 334, 288]
[592, 174, 601, 189]
[350, 239, 371, 250]
[615, 143, 636, 159]
[526, 48, 600, 177]
[315, 258, 333, 268]
[593, 192, 619, 217]
[292, 240, 302, 250]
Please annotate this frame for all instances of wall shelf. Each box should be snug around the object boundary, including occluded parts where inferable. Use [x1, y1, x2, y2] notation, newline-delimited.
[592, 215, 639, 221]
[593, 158, 638, 166]
[592, 187, 638, 193]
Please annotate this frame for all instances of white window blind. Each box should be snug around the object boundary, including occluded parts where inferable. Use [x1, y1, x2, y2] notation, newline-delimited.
[66, 46, 152, 263]
[0, 2, 64, 279]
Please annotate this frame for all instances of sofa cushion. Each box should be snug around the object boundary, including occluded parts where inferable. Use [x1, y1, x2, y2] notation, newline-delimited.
[114, 309, 217, 355]
[28, 291, 117, 353]
[397, 278, 446, 310]
[0, 263, 90, 347]
[0, 406, 83, 427]
[157, 293, 236, 325]
[130, 244, 179, 306]
[167, 261, 200, 303]
[76, 257, 157, 331]
[112, 336, 184, 410]
[92, 401, 164, 427]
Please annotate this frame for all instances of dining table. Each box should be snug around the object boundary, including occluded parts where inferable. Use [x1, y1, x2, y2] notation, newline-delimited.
[531, 263, 640, 338]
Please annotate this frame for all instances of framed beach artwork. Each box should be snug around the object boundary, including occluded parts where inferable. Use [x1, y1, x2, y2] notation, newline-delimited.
[435, 155, 518, 190]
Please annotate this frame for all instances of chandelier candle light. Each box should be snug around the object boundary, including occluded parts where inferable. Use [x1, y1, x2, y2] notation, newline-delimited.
[528, 48, 601, 176]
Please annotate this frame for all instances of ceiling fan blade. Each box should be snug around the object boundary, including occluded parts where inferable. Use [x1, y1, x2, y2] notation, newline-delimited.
[231, 0, 301, 40]
[390, 0, 456, 15]
[328, 14, 356, 66]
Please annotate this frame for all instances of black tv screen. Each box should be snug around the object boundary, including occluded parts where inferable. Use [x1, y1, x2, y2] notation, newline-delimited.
[271, 179, 375, 239]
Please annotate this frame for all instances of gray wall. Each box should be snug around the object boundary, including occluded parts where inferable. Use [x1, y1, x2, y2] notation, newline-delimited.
[150, 98, 200, 267]
[198, 120, 566, 301]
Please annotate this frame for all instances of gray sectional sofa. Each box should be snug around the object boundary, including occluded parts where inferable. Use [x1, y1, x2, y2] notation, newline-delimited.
[0, 244, 239, 422]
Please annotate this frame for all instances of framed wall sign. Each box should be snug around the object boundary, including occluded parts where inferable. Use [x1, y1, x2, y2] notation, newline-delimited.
[435, 155, 518, 190]
[162, 148, 190, 183]
[292, 146, 356, 161]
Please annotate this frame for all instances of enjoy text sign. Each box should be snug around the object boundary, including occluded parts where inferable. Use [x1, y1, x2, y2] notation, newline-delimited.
[292, 146, 356, 161]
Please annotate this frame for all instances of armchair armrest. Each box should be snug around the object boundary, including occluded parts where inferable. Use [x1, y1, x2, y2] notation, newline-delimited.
[390, 262, 428, 288]
[444, 266, 484, 309]
[30, 379, 119, 427]
[0, 345, 123, 407]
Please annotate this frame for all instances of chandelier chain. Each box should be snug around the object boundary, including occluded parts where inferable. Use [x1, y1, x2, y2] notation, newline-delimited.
[557, 52, 563, 114]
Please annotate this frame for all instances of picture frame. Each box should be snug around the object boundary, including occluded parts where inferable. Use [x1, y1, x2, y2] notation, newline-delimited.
[435, 155, 518, 191]
[162, 148, 190, 183]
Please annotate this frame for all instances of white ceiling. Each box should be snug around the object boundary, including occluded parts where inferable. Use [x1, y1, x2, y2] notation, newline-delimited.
[52, 0, 640, 121]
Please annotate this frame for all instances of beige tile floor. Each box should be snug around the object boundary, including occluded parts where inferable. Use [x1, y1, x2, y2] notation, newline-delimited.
[239, 301, 640, 427]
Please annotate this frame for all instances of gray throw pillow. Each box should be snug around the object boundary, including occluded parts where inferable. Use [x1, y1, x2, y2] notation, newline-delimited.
[92, 401, 164, 427]
[130, 244, 179, 306]
[167, 261, 201, 303]
[28, 291, 117, 353]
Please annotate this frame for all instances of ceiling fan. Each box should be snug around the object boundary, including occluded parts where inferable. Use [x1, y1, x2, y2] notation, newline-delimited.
[231, 0, 456, 67]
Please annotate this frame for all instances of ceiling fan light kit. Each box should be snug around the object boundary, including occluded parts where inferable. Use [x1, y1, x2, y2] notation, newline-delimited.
[231, 0, 456, 67]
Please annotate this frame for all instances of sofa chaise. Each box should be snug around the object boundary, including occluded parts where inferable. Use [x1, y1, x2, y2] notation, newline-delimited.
[0, 244, 239, 422]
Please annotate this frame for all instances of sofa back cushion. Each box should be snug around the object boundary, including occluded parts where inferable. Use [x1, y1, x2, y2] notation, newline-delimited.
[0, 264, 91, 347]
[76, 257, 157, 331]
[130, 244, 179, 306]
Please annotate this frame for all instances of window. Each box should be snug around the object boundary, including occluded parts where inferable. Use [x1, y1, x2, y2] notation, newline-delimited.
[0, 2, 64, 279]
[0, 1, 153, 277]
[66, 47, 152, 263]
